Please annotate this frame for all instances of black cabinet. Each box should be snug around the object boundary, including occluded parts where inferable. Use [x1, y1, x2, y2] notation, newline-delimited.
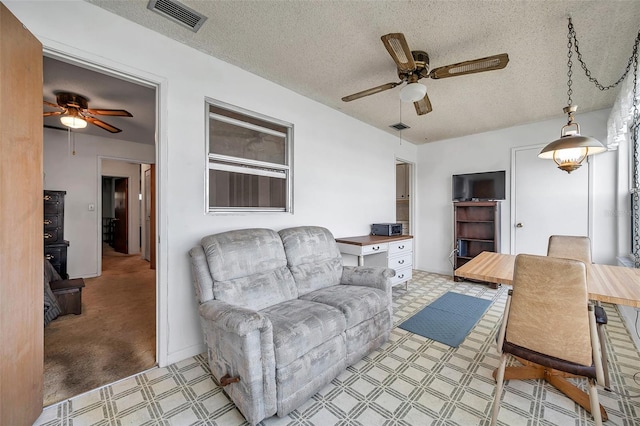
[44, 190, 69, 278]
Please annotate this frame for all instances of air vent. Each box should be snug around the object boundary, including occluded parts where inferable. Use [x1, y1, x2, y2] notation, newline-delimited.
[389, 122, 410, 131]
[148, 0, 207, 32]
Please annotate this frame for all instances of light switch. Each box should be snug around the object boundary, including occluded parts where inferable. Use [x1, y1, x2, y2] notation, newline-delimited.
[88, 203, 95, 211]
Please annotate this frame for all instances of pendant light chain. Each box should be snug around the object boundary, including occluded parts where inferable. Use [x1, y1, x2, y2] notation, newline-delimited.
[568, 17, 640, 267]
[632, 52, 639, 267]
[566, 24, 573, 106]
[568, 17, 640, 92]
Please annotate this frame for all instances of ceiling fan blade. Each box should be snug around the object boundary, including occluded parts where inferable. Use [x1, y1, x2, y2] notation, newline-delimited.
[84, 116, 122, 133]
[381, 33, 416, 73]
[43, 100, 61, 109]
[429, 53, 509, 79]
[43, 111, 64, 117]
[342, 82, 400, 102]
[86, 108, 133, 117]
[414, 93, 433, 115]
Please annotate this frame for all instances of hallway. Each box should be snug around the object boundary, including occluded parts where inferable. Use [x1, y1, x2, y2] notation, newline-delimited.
[43, 247, 156, 406]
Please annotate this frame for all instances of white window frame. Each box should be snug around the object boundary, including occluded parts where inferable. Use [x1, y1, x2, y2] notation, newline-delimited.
[205, 98, 293, 213]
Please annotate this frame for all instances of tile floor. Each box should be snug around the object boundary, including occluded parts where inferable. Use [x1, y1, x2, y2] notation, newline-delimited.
[34, 271, 640, 425]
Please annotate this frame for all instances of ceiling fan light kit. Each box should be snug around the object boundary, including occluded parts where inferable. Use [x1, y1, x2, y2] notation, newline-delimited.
[60, 114, 87, 129]
[400, 82, 427, 103]
[341, 32, 509, 117]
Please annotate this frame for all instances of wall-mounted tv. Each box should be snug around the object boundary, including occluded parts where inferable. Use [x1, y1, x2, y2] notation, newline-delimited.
[452, 170, 506, 201]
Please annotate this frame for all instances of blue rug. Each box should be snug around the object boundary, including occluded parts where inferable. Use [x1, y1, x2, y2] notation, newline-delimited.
[399, 292, 491, 347]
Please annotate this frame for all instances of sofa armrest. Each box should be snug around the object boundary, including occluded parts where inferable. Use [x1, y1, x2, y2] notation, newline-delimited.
[199, 299, 277, 424]
[340, 266, 395, 292]
[199, 299, 271, 337]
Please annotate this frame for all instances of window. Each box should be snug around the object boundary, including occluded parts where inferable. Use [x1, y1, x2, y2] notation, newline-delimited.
[206, 99, 293, 213]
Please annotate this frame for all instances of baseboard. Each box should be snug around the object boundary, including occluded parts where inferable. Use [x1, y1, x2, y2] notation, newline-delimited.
[165, 343, 206, 366]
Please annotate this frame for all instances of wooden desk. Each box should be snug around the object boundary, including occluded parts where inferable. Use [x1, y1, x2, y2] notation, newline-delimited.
[455, 251, 640, 308]
[336, 235, 413, 287]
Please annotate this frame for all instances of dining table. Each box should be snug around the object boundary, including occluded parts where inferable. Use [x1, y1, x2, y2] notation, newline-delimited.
[454, 251, 640, 308]
[454, 251, 640, 421]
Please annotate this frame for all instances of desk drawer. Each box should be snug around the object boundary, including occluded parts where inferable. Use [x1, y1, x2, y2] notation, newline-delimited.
[389, 253, 412, 269]
[391, 267, 412, 286]
[362, 243, 388, 255]
[389, 239, 412, 255]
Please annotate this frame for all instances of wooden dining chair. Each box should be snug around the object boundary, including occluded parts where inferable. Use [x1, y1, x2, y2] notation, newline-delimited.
[490, 254, 605, 426]
[547, 235, 610, 390]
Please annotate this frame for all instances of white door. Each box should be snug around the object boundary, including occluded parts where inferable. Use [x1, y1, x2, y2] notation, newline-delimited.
[512, 145, 589, 255]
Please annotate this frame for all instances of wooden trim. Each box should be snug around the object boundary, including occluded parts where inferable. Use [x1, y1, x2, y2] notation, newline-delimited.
[0, 4, 44, 423]
[335, 234, 413, 246]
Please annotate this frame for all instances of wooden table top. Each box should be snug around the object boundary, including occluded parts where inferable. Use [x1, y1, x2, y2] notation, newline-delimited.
[335, 234, 413, 246]
[454, 251, 640, 308]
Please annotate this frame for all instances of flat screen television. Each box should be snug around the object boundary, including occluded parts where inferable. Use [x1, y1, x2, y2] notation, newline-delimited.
[452, 170, 506, 201]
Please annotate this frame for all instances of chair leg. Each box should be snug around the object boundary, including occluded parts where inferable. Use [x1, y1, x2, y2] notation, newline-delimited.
[588, 378, 602, 426]
[490, 353, 508, 426]
[596, 323, 611, 390]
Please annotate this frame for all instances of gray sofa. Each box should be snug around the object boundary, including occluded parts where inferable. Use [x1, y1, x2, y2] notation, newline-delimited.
[189, 226, 394, 425]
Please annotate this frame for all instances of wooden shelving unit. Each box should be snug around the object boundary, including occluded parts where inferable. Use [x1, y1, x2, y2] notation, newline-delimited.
[453, 201, 500, 287]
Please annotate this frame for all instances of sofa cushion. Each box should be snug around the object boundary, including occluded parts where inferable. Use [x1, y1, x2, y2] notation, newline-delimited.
[215, 267, 298, 312]
[261, 299, 346, 367]
[279, 226, 343, 296]
[201, 228, 298, 311]
[299, 285, 389, 328]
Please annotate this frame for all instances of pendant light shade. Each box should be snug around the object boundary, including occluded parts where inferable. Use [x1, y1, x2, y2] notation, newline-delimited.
[399, 82, 427, 103]
[538, 106, 606, 173]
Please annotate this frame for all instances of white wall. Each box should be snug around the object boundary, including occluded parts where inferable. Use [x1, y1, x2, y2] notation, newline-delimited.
[415, 108, 615, 275]
[9, 1, 417, 365]
[102, 159, 143, 256]
[43, 128, 155, 277]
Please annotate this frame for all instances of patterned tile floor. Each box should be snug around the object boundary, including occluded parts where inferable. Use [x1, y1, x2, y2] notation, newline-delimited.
[34, 271, 640, 425]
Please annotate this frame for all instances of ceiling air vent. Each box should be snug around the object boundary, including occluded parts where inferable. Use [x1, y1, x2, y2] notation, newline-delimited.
[147, 0, 207, 32]
[389, 122, 410, 131]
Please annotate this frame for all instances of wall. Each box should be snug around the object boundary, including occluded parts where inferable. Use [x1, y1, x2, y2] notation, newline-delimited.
[43, 128, 155, 278]
[415, 108, 615, 275]
[9, 1, 417, 365]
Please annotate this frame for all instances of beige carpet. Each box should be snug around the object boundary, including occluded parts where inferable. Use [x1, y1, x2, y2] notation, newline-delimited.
[43, 246, 156, 406]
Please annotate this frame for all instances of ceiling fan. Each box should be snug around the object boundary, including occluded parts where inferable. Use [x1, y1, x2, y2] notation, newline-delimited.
[43, 92, 133, 133]
[342, 33, 509, 116]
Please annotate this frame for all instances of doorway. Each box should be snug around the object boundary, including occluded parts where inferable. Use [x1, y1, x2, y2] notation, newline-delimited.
[511, 145, 590, 255]
[102, 176, 129, 254]
[396, 160, 413, 235]
[41, 56, 158, 406]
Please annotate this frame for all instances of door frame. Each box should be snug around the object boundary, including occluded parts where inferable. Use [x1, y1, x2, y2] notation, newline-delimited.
[42, 43, 169, 367]
[510, 144, 595, 254]
[395, 157, 415, 235]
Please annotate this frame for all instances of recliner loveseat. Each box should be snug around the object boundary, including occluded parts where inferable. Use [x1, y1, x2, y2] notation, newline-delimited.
[189, 226, 394, 425]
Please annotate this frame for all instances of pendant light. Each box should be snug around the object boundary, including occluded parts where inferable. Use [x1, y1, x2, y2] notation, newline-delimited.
[538, 105, 606, 173]
[538, 17, 607, 173]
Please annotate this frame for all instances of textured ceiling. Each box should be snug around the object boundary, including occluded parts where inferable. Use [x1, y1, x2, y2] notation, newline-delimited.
[85, 0, 640, 145]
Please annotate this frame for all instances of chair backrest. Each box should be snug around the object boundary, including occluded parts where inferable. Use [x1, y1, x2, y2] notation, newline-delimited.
[547, 235, 592, 265]
[193, 228, 299, 311]
[278, 226, 343, 296]
[506, 254, 592, 366]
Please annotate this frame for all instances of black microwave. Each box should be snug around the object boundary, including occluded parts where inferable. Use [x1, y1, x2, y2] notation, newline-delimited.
[371, 223, 403, 236]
